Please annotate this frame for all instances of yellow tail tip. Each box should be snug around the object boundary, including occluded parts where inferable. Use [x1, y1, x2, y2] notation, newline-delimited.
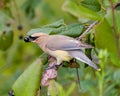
[97, 68, 101, 71]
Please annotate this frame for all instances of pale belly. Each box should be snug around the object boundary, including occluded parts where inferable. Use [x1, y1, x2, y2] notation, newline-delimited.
[47, 50, 72, 64]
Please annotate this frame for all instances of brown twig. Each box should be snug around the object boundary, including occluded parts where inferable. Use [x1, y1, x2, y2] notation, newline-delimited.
[78, 21, 98, 40]
[109, 0, 120, 58]
[13, 0, 21, 25]
[76, 68, 81, 89]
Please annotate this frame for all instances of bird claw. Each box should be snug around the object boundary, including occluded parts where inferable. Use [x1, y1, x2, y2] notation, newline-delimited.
[46, 64, 62, 70]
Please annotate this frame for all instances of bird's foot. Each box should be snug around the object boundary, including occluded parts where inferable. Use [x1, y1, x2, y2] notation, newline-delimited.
[70, 59, 79, 68]
[46, 64, 62, 70]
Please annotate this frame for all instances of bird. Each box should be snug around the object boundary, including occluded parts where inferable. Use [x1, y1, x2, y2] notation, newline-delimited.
[24, 32, 100, 71]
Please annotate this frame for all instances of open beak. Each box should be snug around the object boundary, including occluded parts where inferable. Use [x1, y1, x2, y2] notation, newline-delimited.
[24, 36, 39, 42]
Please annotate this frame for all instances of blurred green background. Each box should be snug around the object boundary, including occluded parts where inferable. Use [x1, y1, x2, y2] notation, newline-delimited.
[0, 0, 120, 96]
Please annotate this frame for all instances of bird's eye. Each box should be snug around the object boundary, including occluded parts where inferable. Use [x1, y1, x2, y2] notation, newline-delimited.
[24, 36, 30, 42]
[29, 35, 32, 38]
[29, 36, 39, 40]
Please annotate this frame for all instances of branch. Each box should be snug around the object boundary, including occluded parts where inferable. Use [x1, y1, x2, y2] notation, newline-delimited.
[78, 21, 98, 40]
[109, 0, 120, 58]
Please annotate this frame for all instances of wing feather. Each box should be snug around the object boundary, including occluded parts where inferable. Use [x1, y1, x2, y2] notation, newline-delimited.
[68, 50, 99, 70]
[46, 35, 93, 51]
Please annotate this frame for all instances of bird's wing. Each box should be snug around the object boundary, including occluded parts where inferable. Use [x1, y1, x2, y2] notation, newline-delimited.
[46, 35, 93, 51]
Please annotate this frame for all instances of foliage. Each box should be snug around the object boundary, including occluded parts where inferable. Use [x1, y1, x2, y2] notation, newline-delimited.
[12, 58, 43, 96]
[0, 0, 120, 96]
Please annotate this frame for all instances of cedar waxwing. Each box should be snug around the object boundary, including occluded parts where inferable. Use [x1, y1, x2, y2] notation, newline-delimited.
[24, 32, 100, 70]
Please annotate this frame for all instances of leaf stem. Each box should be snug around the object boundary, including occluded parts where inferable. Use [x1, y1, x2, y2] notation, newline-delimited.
[76, 68, 80, 89]
[99, 68, 104, 96]
[13, 0, 21, 25]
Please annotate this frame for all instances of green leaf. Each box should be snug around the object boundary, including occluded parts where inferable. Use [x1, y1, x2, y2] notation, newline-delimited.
[66, 83, 76, 96]
[0, 11, 13, 51]
[0, 11, 10, 30]
[80, 79, 95, 92]
[0, 28, 13, 51]
[12, 58, 43, 96]
[52, 23, 84, 37]
[27, 19, 65, 35]
[27, 28, 54, 35]
[21, 0, 42, 19]
[105, 10, 120, 66]
[56, 83, 66, 96]
[94, 18, 120, 66]
[27, 20, 84, 38]
[95, 18, 116, 52]
[62, 0, 101, 20]
[113, 69, 120, 84]
[43, 19, 65, 28]
[48, 80, 58, 96]
[80, 0, 101, 12]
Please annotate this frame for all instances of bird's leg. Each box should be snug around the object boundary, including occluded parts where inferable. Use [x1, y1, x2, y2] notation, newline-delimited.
[55, 63, 62, 69]
[47, 55, 53, 61]
[70, 59, 79, 68]
[46, 56, 62, 70]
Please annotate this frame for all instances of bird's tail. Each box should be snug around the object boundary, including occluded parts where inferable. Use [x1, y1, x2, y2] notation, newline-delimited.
[68, 50, 100, 70]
